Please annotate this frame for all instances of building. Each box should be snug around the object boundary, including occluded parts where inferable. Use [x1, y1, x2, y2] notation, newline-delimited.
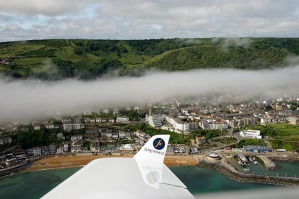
[239, 130, 262, 139]
[116, 116, 129, 123]
[119, 144, 134, 151]
[195, 136, 206, 145]
[63, 123, 84, 131]
[243, 145, 271, 153]
[290, 117, 299, 125]
[165, 116, 189, 132]
[146, 115, 162, 128]
[71, 135, 83, 142]
[199, 119, 228, 130]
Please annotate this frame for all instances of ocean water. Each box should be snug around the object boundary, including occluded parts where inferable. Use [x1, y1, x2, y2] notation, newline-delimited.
[229, 158, 299, 177]
[0, 165, 279, 199]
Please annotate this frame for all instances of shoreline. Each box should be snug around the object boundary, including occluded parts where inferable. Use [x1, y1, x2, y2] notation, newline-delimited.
[26, 154, 199, 172]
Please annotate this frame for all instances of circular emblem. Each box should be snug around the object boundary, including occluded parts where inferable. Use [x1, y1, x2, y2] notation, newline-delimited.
[153, 138, 165, 150]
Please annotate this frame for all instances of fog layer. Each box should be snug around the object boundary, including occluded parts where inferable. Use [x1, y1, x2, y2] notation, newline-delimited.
[1, 66, 299, 122]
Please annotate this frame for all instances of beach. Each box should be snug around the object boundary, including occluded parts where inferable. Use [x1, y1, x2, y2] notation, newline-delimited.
[27, 154, 199, 171]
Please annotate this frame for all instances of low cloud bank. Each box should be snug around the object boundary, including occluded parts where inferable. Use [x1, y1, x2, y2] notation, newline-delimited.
[1, 65, 299, 122]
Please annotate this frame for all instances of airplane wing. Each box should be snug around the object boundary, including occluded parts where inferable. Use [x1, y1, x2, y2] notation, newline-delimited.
[42, 135, 195, 199]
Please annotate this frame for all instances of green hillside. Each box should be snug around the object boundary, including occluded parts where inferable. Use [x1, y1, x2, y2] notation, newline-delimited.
[1, 38, 299, 80]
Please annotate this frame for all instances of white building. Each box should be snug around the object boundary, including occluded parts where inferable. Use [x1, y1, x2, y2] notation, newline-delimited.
[240, 130, 262, 139]
[165, 116, 189, 132]
[199, 119, 228, 130]
[63, 123, 84, 131]
[116, 116, 129, 123]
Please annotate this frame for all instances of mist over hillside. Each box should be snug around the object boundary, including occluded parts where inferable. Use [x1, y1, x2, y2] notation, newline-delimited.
[1, 65, 298, 122]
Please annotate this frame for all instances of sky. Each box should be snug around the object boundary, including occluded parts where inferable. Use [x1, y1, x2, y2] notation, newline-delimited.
[1, 65, 299, 122]
[0, 0, 299, 41]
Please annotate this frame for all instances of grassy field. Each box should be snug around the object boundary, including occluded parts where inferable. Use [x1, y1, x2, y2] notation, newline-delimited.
[248, 123, 299, 151]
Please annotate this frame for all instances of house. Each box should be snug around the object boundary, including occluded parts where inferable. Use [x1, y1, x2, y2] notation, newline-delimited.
[71, 135, 83, 142]
[49, 145, 56, 154]
[71, 142, 83, 153]
[125, 132, 132, 140]
[41, 146, 49, 155]
[116, 116, 129, 123]
[112, 132, 119, 140]
[119, 131, 126, 139]
[109, 119, 115, 123]
[84, 118, 90, 123]
[56, 146, 64, 154]
[63, 144, 69, 152]
[43, 121, 55, 129]
[32, 148, 42, 156]
[134, 130, 146, 138]
[63, 123, 84, 131]
[100, 131, 113, 139]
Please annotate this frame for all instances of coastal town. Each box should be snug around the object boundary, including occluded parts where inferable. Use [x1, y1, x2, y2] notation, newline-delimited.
[0, 95, 299, 184]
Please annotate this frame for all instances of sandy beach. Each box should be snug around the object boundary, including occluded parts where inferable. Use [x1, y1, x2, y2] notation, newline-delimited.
[27, 155, 199, 171]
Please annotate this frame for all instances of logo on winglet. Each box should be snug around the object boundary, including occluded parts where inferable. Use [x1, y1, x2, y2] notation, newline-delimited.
[153, 138, 165, 150]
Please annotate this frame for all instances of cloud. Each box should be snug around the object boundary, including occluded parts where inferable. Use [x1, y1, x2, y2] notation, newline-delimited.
[0, 65, 299, 122]
[0, 0, 98, 16]
[0, 0, 299, 41]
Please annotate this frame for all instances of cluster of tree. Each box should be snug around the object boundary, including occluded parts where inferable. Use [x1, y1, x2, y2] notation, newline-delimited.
[118, 109, 146, 121]
[72, 40, 128, 56]
[10, 129, 60, 149]
[192, 129, 225, 139]
[127, 39, 196, 56]
[52, 58, 77, 78]
[89, 57, 125, 77]
[144, 45, 288, 70]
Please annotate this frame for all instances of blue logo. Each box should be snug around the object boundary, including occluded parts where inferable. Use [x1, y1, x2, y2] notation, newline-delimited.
[153, 138, 165, 150]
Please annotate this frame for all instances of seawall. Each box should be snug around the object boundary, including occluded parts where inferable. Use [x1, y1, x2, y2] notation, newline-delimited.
[197, 159, 299, 186]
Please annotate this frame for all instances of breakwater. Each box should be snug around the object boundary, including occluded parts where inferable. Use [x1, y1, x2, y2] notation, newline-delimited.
[257, 155, 276, 170]
[0, 162, 31, 178]
[197, 159, 299, 186]
[270, 154, 299, 161]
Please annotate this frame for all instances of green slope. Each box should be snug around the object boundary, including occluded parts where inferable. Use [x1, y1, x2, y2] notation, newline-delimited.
[144, 44, 289, 70]
[0, 38, 299, 80]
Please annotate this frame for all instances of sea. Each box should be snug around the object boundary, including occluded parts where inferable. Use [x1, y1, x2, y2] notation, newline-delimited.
[0, 161, 299, 199]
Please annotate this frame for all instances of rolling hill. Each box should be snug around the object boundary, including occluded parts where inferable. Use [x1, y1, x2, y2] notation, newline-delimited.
[1, 38, 299, 80]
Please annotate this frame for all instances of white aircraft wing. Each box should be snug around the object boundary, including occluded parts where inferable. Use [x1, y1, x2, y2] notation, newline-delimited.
[42, 135, 195, 199]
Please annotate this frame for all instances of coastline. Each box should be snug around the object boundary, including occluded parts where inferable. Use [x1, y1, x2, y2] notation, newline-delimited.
[26, 154, 199, 171]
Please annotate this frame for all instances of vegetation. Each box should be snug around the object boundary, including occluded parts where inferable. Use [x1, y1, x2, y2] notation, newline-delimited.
[237, 139, 266, 148]
[129, 123, 192, 144]
[245, 124, 299, 151]
[1, 38, 299, 80]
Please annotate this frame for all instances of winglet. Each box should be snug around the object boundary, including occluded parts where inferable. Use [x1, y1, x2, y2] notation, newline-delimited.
[134, 134, 170, 163]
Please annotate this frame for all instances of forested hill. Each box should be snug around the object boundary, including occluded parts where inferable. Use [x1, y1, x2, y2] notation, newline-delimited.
[1, 38, 299, 80]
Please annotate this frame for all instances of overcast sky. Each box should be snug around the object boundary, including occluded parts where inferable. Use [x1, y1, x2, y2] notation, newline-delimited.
[0, 0, 299, 41]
